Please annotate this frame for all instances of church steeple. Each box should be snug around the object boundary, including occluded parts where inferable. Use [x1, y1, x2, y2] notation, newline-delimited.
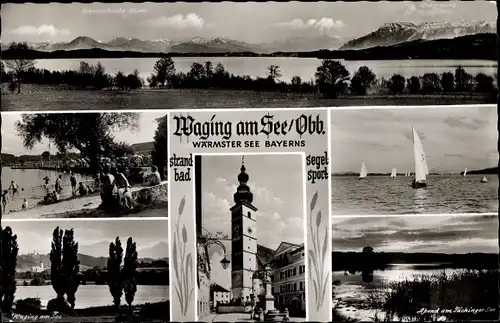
[233, 155, 254, 204]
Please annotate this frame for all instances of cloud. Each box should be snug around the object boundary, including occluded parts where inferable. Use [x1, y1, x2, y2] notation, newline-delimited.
[7, 24, 71, 37]
[140, 13, 204, 29]
[331, 215, 498, 253]
[275, 18, 345, 33]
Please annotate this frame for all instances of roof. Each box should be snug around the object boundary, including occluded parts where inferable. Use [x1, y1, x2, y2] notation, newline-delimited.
[274, 241, 302, 256]
[130, 141, 154, 152]
[212, 283, 230, 293]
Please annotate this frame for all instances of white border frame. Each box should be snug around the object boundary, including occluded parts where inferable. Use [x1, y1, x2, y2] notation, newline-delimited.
[190, 151, 309, 321]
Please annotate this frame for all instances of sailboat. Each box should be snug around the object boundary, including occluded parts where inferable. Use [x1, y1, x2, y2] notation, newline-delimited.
[359, 162, 367, 180]
[390, 168, 397, 178]
[462, 168, 467, 177]
[411, 127, 429, 189]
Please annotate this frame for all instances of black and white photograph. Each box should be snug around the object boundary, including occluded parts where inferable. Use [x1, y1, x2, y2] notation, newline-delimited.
[330, 105, 498, 216]
[1, 1, 497, 111]
[194, 154, 307, 322]
[1, 219, 169, 322]
[331, 215, 498, 322]
[1, 112, 168, 219]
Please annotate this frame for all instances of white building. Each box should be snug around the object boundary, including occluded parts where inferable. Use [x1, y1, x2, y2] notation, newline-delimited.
[270, 242, 306, 317]
[31, 261, 44, 273]
[212, 284, 231, 308]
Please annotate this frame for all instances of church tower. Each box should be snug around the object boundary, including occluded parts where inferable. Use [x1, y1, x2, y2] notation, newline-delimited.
[230, 156, 258, 302]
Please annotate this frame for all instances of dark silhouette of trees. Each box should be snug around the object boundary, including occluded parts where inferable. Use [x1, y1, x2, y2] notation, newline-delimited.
[455, 66, 473, 91]
[440, 72, 455, 92]
[291, 76, 302, 93]
[406, 76, 421, 94]
[123, 238, 138, 314]
[15, 113, 140, 172]
[267, 65, 282, 81]
[314, 59, 350, 98]
[3, 42, 36, 93]
[49, 227, 80, 313]
[42, 151, 51, 161]
[388, 74, 406, 94]
[107, 237, 124, 312]
[152, 56, 176, 87]
[475, 73, 495, 93]
[114, 71, 127, 90]
[421, 73, 441, 93]
[1, 227, 19, 317]
[107, 237, 139, 315]
[350, 66, 376, 95]
[152, 115, 167, 180]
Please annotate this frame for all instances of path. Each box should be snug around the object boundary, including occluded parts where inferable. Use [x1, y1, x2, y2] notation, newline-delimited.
[199, 313, 305, 322]
[4, 182, 167, 219]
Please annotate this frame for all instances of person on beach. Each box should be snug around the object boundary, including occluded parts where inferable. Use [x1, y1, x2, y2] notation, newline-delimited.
[2, 190, 8, 213]
[70, 172, 77, 197]
[100, 164, 115, 207]
[111, 167, 133, 210]
[78, 182, 89, 196]
[86, 184, 94, 194]
[9, 181, 19, 195]
[22, 198, 28, 210]
[42, 176, 50, 187]
[55, 175, 63, 194]
[148, 165, 162, 186]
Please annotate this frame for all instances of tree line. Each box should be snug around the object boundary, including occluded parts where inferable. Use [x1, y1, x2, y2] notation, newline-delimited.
[2, 42, 497, 98]
[0, 226, 166, 318]
[14, 113, 167, 180]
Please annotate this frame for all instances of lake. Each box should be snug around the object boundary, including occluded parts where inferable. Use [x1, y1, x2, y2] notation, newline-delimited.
[331, 175, 498, 215]
[2, 167, 94, 213]
[31, 58, 498, 84]
[14, 284, 169, 309]
[333, 264, 467, 322]
[2, 58, 496, 110]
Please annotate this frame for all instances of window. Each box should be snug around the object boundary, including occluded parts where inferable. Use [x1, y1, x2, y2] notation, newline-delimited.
[248, 211, 252, 219]
[294, 282, 297, 291]
[293, 267, 297, 276]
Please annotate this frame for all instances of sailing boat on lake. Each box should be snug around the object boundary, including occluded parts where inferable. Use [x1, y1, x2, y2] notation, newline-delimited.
[359, 162, 367, 180]
[411, 127, 429, 189]
[390, 168, 397, 178]
[462, 168, 468, 177]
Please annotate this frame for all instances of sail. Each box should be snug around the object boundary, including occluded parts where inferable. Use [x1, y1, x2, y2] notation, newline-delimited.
[360, 162, 367, 178]
[463, 168, 467, 176]
[412, 127, 429, 182]
[393, 168, 397, 178]
[390, 168, 396, 178]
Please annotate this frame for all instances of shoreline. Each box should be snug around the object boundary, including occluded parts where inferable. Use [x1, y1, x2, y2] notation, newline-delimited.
[4, 181, 168, 219]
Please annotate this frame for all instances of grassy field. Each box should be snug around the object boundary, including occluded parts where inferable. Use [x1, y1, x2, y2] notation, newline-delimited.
[367, 269, 498, 322]
[2, 84, 495, 111]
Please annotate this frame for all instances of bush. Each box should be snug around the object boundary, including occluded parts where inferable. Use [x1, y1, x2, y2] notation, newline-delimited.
[387, 74, 406, 94]
[406, 76, 421, 94]
[15, 298, 42, 315]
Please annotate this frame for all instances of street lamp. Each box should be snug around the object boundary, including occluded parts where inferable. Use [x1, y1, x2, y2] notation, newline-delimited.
[198, 230, 231, 270]
[220, 256, 230, 269]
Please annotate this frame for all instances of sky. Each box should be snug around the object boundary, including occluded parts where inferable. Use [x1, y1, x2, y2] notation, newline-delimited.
[200, 154, 305, 290]
[1, 112, 165, 156]
[331, 214, 498, 254]
[330, 106, 497, 173]
[4, 219, 169, 258]
[1, 1, 496, 44]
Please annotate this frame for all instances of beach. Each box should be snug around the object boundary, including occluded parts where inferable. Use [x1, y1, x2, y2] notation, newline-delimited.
[4, 181, 168, 219]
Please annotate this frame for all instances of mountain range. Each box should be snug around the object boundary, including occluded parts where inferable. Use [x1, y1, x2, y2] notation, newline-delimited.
[2, 20, 493, 54]
[340, 20, 496, 50]
[17, 241, 169, 271]
[2, 35, 344, 54]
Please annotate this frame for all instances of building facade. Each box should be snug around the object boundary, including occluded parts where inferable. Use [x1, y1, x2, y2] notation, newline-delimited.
[212, 284, 231, 308]
[230, 161, 259, 303]
[270, 242, 306, 317]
